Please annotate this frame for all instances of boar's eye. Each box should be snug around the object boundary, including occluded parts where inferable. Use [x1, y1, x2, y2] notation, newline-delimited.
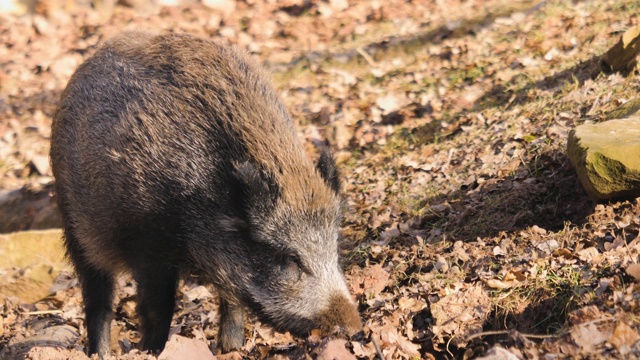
[280, 253, 306, 275]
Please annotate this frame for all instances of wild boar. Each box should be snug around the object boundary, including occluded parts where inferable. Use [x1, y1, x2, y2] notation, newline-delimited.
[50, 31, 361, 357]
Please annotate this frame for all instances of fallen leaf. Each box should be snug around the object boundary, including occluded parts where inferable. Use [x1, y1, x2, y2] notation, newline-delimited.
[571, 323, 609, 352]
[485, 278, 511, 289]
[536, 239, 559, 254]
[346, 264, 390, 297]
[375, 327, 421, 358]
[317, 339, 355, 360]
[202, 0, 236, 15]
[398, 297, 427, 312]
[609, 322, 639, 356]
[183, 285, 213, 303]
[329, 0, 349, 11]
[351, 341, 377, 358]
[253, 323, 294, 346]
[376, 94, 400, 114]
[626, 263, 640, 281]
[475, 346, 521, 360]
[158, 335, 215, 360]
[431, 284, 491, 347]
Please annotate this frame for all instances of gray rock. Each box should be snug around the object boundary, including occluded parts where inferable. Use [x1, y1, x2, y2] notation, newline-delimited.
[567, 116, 640, 201]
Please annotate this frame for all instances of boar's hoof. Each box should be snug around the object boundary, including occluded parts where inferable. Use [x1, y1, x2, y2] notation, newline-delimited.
[218, 298, 245, 353]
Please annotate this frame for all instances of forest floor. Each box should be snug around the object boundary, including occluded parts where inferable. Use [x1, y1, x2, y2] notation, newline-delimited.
[2, 0, 640, 359]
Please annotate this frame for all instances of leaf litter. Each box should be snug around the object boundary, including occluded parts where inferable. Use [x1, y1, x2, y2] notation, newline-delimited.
[2, 0, 640, 358]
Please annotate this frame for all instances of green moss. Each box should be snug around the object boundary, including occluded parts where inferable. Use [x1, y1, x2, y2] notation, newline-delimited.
[605, 98, 640, 120]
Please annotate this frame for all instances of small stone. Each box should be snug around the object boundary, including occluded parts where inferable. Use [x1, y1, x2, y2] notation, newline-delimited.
[567, 116, 640, 201]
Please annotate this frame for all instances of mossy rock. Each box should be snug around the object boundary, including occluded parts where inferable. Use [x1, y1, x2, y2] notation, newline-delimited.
[604, 98, 640, 120]
[567, 116, 640, 201]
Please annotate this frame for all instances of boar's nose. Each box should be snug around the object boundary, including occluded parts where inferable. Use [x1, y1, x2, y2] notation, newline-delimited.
[316, 294, 362, 336]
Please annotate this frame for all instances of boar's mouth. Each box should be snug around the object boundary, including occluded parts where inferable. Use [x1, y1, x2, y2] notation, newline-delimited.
[245, 294, 362, 338]
[313, 294, 363, 335]
[252, 306, 317, 337]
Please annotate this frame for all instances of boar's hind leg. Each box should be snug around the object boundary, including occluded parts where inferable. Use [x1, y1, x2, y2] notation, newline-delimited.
[218, 297, 245, 352]
[134, 267, 178, 353]
[65, 230, 114, 357]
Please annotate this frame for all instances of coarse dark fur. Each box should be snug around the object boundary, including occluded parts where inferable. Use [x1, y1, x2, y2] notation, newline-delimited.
[50, 31, 361, 357]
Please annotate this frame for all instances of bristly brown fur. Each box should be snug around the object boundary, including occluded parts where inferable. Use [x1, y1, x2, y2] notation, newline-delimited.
[104, 31, 336, 212]
[50, 31, 360, 357]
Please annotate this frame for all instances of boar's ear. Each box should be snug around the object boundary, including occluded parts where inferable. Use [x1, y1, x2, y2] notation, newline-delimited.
[316, 148, 340, 194]
[233, 161, 280, 208]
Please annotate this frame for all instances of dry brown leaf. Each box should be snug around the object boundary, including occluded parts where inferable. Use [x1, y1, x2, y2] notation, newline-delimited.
[346, 264, 390, 297]
[351, 341, 377, 358]
[253, 323, 294, 346]
[625, 263, 640, 281]
[202, 0, 236, 16]
[553, 248, 575, 259]
[158, 335, 214, 360]
[317, 339, 355, 360]
[182, 285, 213, 303]
[609, 322, 639, 356]
[25, 346, 90, 360]
[431, 284, 491, 347]
[374, 327, 421, 358]
[329, 0, 349, 11]
[485, 278, 511, 289]
[567, 305, 609, 325]
[485, 270, 525, 289]
[475, 346, 521, 360]
[398, 297, 427, 313]
[216, 351, 244, 360]
[376, 94, 400, 115]
[570, 323, 609, 352]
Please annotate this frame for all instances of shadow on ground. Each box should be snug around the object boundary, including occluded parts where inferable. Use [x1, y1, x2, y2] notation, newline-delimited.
[420, 150, 594, 242]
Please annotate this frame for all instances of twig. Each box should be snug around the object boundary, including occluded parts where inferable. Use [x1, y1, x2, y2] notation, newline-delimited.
[371, 336, 385, 360]
[587, 94, 601, 116]
[466, 329, 509, 341]
[23, 310, 63, 316]
[446, 336, 455, 358]
[466, 329, 565, 342]
[622, 228, 634, 264]
[579, 316, 616, 327]
[356, 47, 377, 67]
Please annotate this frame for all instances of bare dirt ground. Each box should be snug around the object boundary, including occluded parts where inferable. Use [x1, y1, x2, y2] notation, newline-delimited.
[2, 0, 640, 359]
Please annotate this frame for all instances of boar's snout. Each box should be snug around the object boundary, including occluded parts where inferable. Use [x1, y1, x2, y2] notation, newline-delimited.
[315, 294, 362, 336]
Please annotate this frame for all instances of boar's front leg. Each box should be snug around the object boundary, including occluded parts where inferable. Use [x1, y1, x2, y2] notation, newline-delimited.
[133, 266, 179, 353]
[218, 297, 245, 352]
